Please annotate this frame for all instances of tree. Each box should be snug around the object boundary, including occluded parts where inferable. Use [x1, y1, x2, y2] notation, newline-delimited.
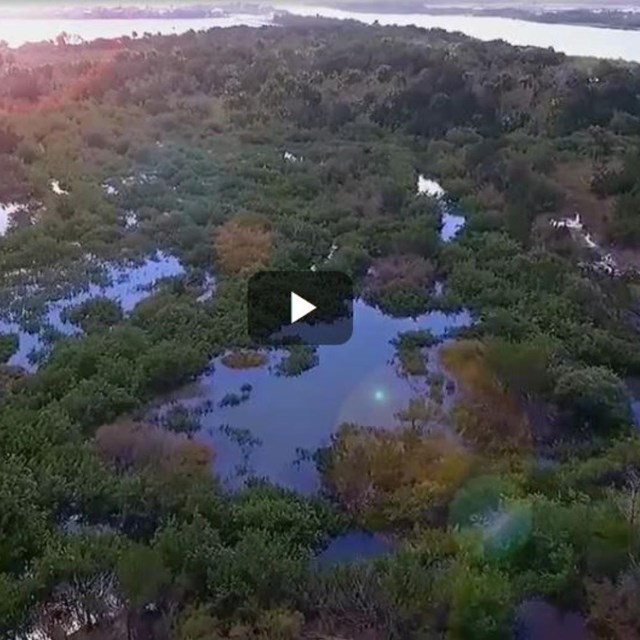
[447, 565, 514, 640]
[0, 334, 18, 364]
[0, 126, 21, 154]
[214, 219, 272, 274]
[139, 340, 208, 393]
[164, 405, 200, 439]
[175, 605, 222, 640]
[7, 71, 41, 102]
[395, 398, 445, 430]
[554, 365, 633, 434]
[61, 297, 123, 333]
[209, 530, 307, 614]
[118, 544, 170, 610]
[449, 474, 521, 529]
[32, 532, 122, 637]
[441, 341, 531, 455]
[587, 567, 640, 639]
[117, 544, 171, 640]
[484, 336, 555, 398]
[0, 574, 32, 637]
[153, 515, 222, 597]
[363, 255, 435, 317]
[61, 377, 138, 430]
[322, 424, 474, 528]
[0, 457, 51, 575]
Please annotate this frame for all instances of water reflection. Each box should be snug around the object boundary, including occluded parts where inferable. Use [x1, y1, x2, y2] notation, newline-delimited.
[416, 174, 465, 243]
[167, 301, 471, 492]
[441, 208, 466, 242]
[0, 203, 26, 236]
[0, 251, 184, 369]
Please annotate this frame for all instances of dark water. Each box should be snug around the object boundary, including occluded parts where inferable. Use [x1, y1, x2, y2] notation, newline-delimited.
[0, 251, 184, 369]
[626, 379, 640, 427]
[316, 531, 394, 565]
[514, 600, 587, 640]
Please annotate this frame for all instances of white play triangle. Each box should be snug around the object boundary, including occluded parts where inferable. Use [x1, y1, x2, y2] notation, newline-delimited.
[290, 291, 317, 324]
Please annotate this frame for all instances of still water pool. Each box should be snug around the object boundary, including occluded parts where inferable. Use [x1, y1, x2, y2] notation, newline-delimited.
[160, 300, 471, 492]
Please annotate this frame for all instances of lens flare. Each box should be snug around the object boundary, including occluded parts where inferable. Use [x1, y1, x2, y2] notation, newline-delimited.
[374, 389, 386, 402]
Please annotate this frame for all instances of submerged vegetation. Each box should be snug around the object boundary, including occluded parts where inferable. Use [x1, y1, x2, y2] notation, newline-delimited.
[2, 16, 640, 640]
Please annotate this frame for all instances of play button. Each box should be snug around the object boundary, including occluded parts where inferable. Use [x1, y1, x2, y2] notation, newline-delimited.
[248, 271, 353, 345]
[291, 292, 317, 324]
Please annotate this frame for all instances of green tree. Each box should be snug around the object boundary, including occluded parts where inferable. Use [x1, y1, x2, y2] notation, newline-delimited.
[447, 565, 514, 640]
[0, 334, 18, 364]
[33, 532, 122, 635]
[554, 366, 634, 434]
[62, 297, 123, 333]
[165, 405, 200, 439]
[117, 543, 171, 639]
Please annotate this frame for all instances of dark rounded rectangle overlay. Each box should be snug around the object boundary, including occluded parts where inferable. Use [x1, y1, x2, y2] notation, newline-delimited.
[248, 271, 353, 346]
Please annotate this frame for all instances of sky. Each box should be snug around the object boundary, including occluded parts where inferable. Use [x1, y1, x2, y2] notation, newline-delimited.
[2, 0, 640, 5]
[2, 0, 640, 14]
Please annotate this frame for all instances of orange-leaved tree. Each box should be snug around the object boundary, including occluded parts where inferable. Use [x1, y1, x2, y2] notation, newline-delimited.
[214, 217, 272, 274]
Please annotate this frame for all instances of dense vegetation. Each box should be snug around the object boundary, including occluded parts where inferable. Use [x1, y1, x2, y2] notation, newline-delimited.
[2, 16, 640, 640]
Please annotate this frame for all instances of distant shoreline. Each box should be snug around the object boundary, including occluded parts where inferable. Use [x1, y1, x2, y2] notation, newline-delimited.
[318, 3, 640, 31]
[413, 7, 640, 32]
[3, 4, 640, 32]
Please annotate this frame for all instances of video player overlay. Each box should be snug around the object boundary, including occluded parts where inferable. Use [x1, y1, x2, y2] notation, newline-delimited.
[248, 271, 353, 346]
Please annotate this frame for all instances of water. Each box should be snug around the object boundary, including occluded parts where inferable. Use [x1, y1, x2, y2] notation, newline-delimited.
[629, 377, 640, 426]
[0, 252, 184, 369]
[2, 9, 640, 62]
[417, 174, 466, 242]
[0, 203, 24, 236]
[281, 6, 640, 62]
[514, 600, 587, 640]
[0, 14, 270, 48]
[150, 176, 467, 491]
[441, 208, 466, 242]
[316, 531, 394, 565]
[418, 175, 446, 199]
[165, 301, 470, 492]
